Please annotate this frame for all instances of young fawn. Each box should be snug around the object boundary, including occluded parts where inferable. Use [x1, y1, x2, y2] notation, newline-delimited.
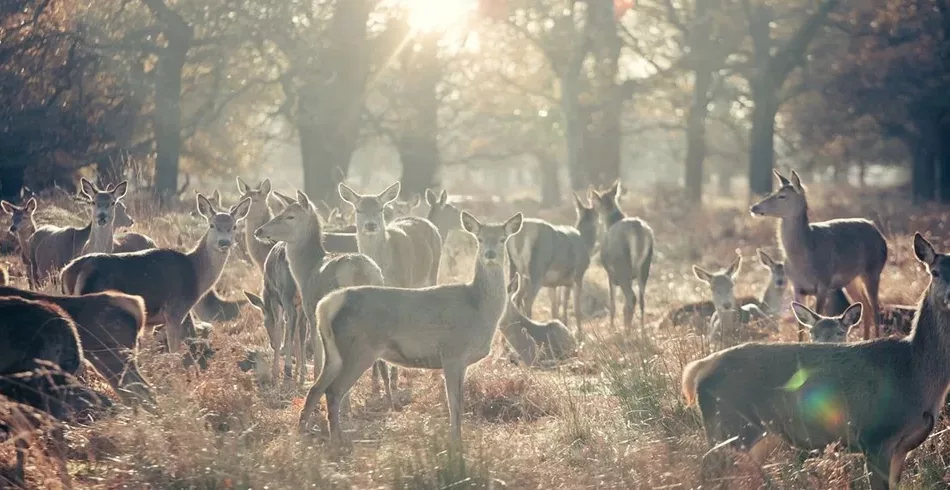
[792, 301, 863, 343]
[506, 192, 597, 336]
[60, 193, 251, 353]
[750, 169, 888, 340]
[297, 211, 523, 448]
[691, 253, 744, 348]
[682, 233, 950, 490]
[590, 180, 655, 331]
[253, 190, 385, 388]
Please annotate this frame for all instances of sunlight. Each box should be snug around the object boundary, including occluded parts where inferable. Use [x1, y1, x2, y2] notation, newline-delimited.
[403, 0, 476, 32]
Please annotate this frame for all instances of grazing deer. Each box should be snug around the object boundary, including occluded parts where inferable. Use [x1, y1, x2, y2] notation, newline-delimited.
[668, 248, 788, 327]
[253, 190, 385, 391]
[792, 301, 863, 343]
[0, 285, 154, 407]
[590, 180, 655, 331]
[750, 170, 888, 341]
[0, 296, 84, 486]
[1, 197, 37, 287]
[297, 211, 522, 448]
[681, 232, 950, 490]
[192, 289, 247, 322]
[60, 193, 251, 354]
[499, 273, 577, 366]
[28, 178, 136, 286]
[237, 177, 274, 272]
[506, 192, 597, 335]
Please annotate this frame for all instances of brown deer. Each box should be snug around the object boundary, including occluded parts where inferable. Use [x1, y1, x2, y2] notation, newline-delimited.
[750, 170, 888, 340]
[297, 211, 522, 448]
[791, 301, 863, 343]
[236, 177, 274, 272]
[681, 232, 950, 490]
[60, 193, 251, 354]
[499, 273, 578, 366]
[590, 180, 655, 331]
[0, 198, 37, 287]
[0, 285, 153, 407]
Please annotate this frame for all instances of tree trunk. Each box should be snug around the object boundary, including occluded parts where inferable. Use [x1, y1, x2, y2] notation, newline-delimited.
[685, 69, 713, 207]
[561, 76, 587, 191]
[582, 102, 622, 188]
[297, 0, 372, 205]
[151, 18, 192, 207]
[538, 153, 562, 208]
[398, 134, 440, 199]
[396, 33, 441, 199]
[747, 85, 779, 196]
[912, 143, 935, 204]
[939, 128, 950, 204]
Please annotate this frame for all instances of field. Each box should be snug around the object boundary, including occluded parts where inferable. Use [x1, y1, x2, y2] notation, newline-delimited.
[2, 181, 949, 489]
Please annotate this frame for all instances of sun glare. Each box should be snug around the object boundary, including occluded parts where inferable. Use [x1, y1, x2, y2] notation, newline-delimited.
[404, 0, 476, 32]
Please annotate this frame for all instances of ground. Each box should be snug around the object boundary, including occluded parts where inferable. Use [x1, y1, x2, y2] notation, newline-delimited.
[1, 182, 949, 489]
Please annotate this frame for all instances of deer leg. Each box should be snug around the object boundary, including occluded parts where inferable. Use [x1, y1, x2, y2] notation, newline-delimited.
[865, 446, 896, 490]
[371, 361, 383, 395]
[572, 277, 584, 338]
[324, 353, 376, 447]
[295, 312, 307, 384]
[162, 311, 185, 354]
[606, 275, 616, 330]
[443, 360, 468, 449]
[14, 437, 27, 485]
[548, 286, 559, 320]
[637, 274, 648, 328]
[620, 283, 636, 332]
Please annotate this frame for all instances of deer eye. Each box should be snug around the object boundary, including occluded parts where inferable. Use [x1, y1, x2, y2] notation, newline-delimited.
[932, 269, 941, 278]
[777, 195, 786, 200]
[285, 215, 294, 220]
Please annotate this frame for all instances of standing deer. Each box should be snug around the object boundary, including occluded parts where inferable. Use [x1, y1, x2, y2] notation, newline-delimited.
[59, 193, 251, 353]
[750, 169, 888, 340]
[297, 211, 523, 448]
[590, 180, 655, 331]
[252, 190, 385, 390]
[338, 181, 443, 392]
[792, 301, 863, 343]
[424, 188, 463, 240]
[236, 177, 274, 272]
[681, 232, 950, 490]
[506, 192, 597, 336]
[1, 198, 37, 287]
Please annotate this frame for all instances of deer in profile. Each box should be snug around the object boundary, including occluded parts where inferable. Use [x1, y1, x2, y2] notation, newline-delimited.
[506, 192, 597, 336]
[60, 193, 251, 353]
[0, 285, 154, 408]
[668, 248, 788, 327]
[0, 296, 86, 486]
[338, 182, 443, 391]
[297, 211, 522, 449]
[792, 301, 863, 343]
[590, 180, 655, 331]
[750, 169, 888, 340]
[681, 232, 950, 490]
[1, 197, 37, 287]
[253, 190, 385, 391]
[499, 273, 577, 366]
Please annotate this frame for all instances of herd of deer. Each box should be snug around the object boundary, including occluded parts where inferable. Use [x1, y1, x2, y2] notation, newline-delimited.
[0, 168, 946, 489]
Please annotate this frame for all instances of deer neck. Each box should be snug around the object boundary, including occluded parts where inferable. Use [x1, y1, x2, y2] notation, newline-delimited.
[760, 280, 785, 313]
[577, 217, 598, 254]
[15, 224, 34, 250]
[85, 221, 115, 254]
[778, 209, 814, 271]
[187, 232, 231, 296]
[603, 208, 625, 229]
[244, 199, 272, 247]
[286, 215, 327, 291]
[356, 227, 391, 273]
[469, 256, 508, 331]
[910, 293, 950, 387]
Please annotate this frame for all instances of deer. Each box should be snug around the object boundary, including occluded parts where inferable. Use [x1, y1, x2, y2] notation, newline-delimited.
[590, 180, 655, 331]
[252, 190, 386, 393]
[59, 193, 251, 354]
[792, 300, 863, 343]
[691, 253, 748, 349]
[1, 197, 38, 287]
[27, 178, 138, 286]
[825, 287, 917, 337]
[750, 169, 889, 341]
[506, 192, 597, 336]
[681, 232, 950, 490]
[668, 248, 788, 327]
[0, 285, 154, 408]
[236, 177, 274, 272]
[424, 188, 463, 240]
[0, 295, 85, 487]
[499, 273, 577, 366]
[338, 182, 443, 392]
[297, 211, 523, 449]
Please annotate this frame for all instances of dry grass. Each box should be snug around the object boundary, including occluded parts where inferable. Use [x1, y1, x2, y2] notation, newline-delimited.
[1, 181, 949, 489]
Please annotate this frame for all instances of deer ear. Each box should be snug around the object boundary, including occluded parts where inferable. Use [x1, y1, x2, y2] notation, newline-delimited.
[25, 198, 36, 214]
[757, 248, 775, 268]
[196, 193, 214, 218]
[439, 189, 447, 205]
[773, 169, 790, 187]
[80, 177, 97, 198]
[111, 181, 129, 200]
[0, 201, 13, 215]
[295, 190, 312, 207]
[914, 232, 937, 267]
[244, 291, 265, 311]
[789, 170, 804, 192]
[378, 181, 401, 204]
[425, 188, 438, 206]
[236, 176, 250, 194]
[726, 254, 742, 279]
[692, 265, 713, 283]
[338, 183, 359, 204]
[504, 213, 523, 236]
[841, 303, 863, 327]
[231, 197, 252, 221]
[210, 189, 221, 205]
[791, 302, 820, 328]
[407, 193, 421, 208]
[460, 211, 480, 235]
[259, 179, 272, 195]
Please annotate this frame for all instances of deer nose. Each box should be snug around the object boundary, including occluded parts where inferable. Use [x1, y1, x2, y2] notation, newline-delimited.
[750, 204, 761, 215]
[96, 214, 108, 225]
[7, 225, 14, 233]
[485, 250, 497, 261]
[364, 222, 378, 232]
[722, 302, 733, 310]
[218, 239, 231, 248]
